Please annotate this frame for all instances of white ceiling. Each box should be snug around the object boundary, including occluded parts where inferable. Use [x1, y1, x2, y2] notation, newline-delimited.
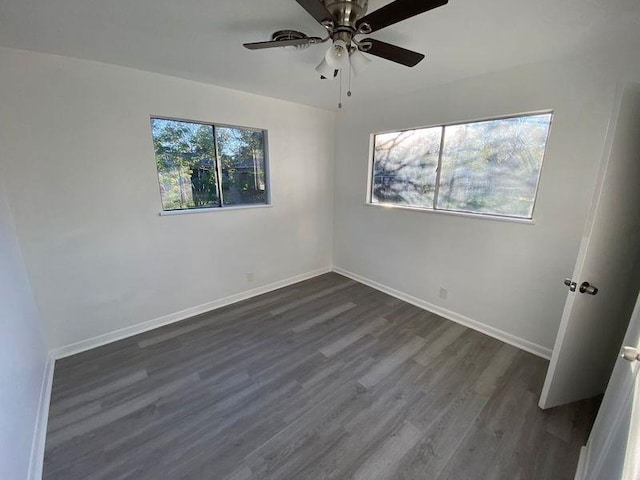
[1, 0, 639, 110]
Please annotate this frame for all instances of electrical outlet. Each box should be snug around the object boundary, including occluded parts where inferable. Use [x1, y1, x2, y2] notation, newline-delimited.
[246, 272, 254, 282]
[439, 287, 448, 300]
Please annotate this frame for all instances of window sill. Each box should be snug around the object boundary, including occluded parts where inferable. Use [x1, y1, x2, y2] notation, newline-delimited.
[160, 204, 272, 216]
[365, 203, 535, 225]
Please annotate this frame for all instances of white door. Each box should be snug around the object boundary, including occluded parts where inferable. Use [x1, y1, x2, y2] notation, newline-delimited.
[577, 291, 640, 480]
[539, 82, 640, 409]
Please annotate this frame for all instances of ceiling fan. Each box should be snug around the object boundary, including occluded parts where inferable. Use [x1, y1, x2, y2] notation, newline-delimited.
[243, 0, 449, 75]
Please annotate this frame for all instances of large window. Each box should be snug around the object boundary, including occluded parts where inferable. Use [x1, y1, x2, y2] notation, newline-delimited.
[369, 112, 553, 219]
[150, 118, 268, 212]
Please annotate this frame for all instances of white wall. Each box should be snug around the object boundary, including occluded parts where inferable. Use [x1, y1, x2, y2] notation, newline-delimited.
[0, 175, 48, 479]
[0, 47, 335, 350]
[333, 57, 620, 353]
[2, 44, 637, 359]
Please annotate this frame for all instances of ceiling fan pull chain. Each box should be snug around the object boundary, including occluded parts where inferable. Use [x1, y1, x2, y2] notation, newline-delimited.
[347, 65, 352, 98]
[338, 69, 343, 109]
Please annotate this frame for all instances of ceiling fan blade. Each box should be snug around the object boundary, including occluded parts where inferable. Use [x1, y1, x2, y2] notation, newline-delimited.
[356, 0, 448, 33]
[360, 39, 425, 67]
[294, 0, 334, 25]
[243, 37, 321, 50]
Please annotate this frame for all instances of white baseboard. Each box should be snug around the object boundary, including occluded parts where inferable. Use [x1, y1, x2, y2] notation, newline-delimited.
[28, 353, 55, 480]
[52, 266, 332, 359]
[332, 266, 552, 360]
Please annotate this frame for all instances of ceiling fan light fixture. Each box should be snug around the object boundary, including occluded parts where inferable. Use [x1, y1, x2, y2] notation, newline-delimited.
[315, 58, 336, 79]
[325, 39, 350, 70]
[349, 48, 371, 76]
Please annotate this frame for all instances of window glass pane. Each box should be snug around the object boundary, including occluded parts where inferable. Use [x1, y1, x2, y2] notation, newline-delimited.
[151, 119, 219, 211]
[437, 114, 552, 218]
[371, 127, 442, 207]
[216, 127, 267, 206]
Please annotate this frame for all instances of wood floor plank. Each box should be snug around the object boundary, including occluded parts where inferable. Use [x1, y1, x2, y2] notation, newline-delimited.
[223, 465, 254, 480]
[48, 370, 148, 416]
[43, 272, 599, 480]
[412, 322, 467, 366]
[46, 373, 201, 450]
[292, 302, 357, 332]
[319, 316, 388, 358]
[46, 401, 101, 432]
[351, 420, 423, 480]
[269, 280, 355, 315]
[357, 335, 426, 388]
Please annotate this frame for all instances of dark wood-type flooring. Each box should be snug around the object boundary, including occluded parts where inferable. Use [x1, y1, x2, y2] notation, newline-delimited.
[44, 273, 599, 479]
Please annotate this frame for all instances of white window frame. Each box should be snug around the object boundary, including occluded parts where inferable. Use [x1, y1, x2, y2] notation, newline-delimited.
[366, 110, 554, 223]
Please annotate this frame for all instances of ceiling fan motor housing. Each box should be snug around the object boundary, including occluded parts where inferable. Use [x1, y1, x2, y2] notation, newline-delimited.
[323, 0, 368, 28]
[323, 0, 370, 48]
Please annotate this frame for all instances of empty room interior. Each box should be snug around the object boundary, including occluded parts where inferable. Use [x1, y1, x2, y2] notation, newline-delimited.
[3, 1, 640, 479]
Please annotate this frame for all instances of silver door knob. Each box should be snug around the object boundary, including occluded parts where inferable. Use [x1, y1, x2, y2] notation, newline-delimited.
[564, 278, 577, 292]
[579, 282, 598, 295]
[621, 346, 640, 362]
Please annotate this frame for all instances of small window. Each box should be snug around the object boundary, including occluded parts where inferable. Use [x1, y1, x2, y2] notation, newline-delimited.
[369, 112, 552, 219]
[150, 118, 268, 212]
